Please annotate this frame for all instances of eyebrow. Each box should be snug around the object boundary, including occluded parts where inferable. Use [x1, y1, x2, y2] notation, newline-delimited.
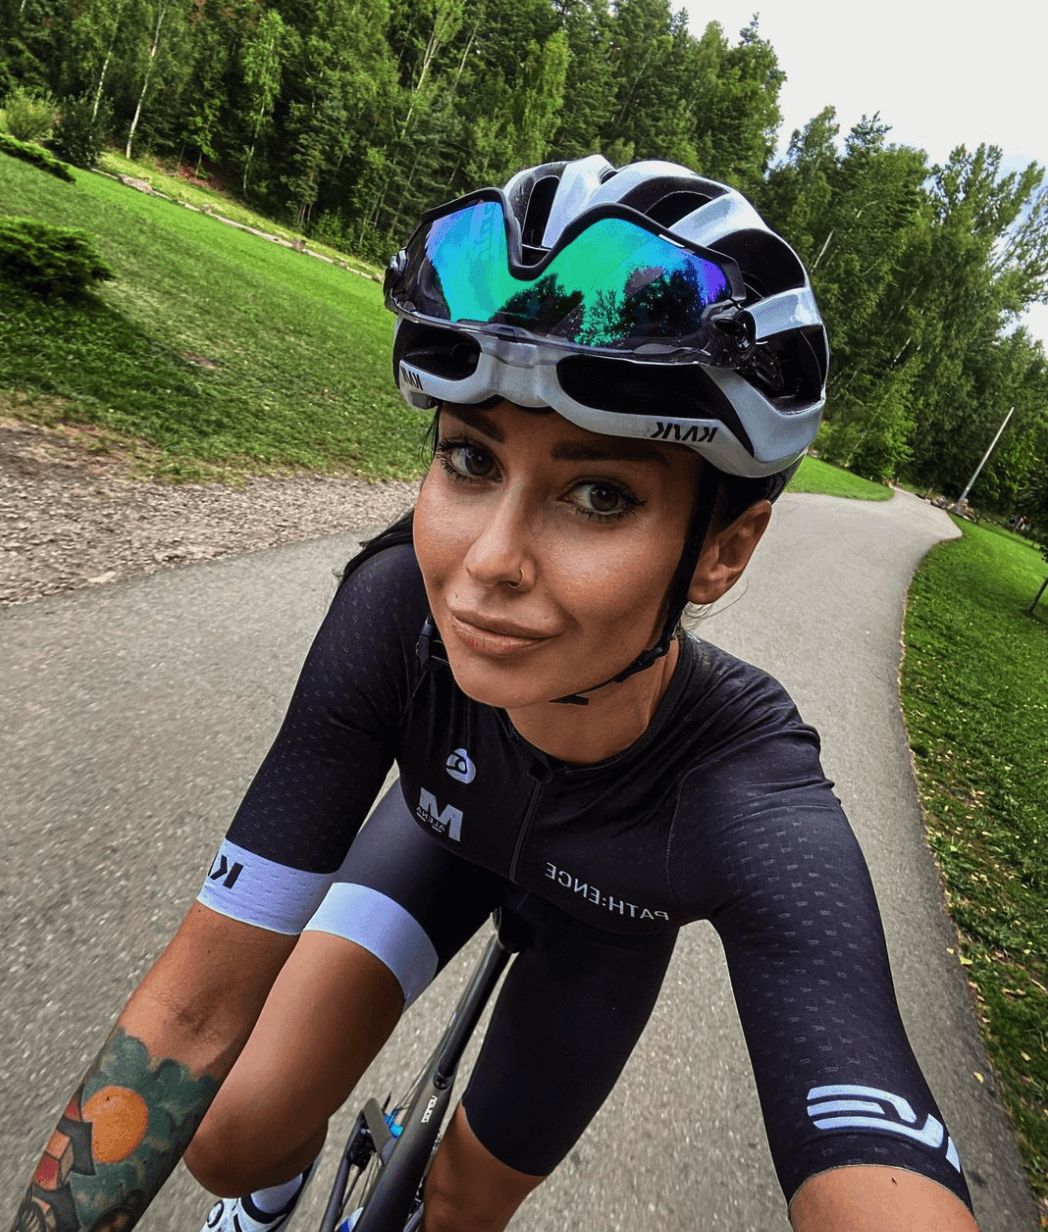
[444, 407, 672, 469]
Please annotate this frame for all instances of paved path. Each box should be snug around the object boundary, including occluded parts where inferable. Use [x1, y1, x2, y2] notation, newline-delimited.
[0, 490, 1037, 1231]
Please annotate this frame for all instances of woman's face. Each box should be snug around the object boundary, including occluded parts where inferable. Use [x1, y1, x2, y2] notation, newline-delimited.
[412, 400, 704, 710]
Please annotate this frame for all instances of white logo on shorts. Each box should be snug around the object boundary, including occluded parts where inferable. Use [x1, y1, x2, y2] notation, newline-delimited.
[445, 747, 476, 784]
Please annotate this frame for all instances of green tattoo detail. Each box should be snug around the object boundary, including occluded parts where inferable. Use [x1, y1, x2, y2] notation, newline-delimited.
[13, 1028, 219, 1232]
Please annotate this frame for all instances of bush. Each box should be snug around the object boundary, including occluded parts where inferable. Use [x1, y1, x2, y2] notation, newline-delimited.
[1, 85, 58, 143]
[310, 209, 349, 251]
[52, 92, 111, 169]
[0, 216, 113, 297]
[0, 131, 75, 181]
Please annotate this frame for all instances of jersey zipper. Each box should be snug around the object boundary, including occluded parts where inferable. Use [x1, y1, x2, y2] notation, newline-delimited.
[508, 766, 549, 883]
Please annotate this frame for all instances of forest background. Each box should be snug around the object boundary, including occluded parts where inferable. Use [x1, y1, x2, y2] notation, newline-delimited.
[2, 0, 1047, 516]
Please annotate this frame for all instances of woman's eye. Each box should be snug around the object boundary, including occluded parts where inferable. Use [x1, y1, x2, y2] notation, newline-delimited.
[438, 441, 495, 480]
[572, 482, 641, 520]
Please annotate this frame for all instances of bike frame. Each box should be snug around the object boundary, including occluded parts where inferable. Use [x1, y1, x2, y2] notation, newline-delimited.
[318, 922, 521, 1232]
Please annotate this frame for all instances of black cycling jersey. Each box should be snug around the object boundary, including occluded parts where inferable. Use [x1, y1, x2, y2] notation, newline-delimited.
[198, 527, 971, 1209]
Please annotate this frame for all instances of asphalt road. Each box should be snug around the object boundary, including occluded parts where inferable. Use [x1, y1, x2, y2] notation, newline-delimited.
[1, 489, 1038, 1231]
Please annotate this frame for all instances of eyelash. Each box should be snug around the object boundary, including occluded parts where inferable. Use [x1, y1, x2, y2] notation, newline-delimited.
[433, 437, 644, 523]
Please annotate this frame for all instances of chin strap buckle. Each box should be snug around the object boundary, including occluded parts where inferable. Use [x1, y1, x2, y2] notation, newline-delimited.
[416, 614, 450, 672]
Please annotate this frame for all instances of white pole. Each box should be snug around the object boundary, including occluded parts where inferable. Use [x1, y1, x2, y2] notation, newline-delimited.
[957, 406, 1015, 505]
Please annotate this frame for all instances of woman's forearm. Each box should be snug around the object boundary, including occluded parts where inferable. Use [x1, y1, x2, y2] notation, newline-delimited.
[11, 1021, 220, 1232]
[11, 904, 297, 1232]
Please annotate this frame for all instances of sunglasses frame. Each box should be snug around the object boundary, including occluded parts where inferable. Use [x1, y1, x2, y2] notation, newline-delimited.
[384, 188, 749, 340]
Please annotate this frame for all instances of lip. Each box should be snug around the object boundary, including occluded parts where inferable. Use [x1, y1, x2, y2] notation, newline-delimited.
[448, 611, 552, 657]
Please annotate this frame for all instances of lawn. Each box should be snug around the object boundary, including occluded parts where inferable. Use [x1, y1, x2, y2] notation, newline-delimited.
[901, 520, 1047, 1203]
[791, 453, 892, 500]
[97, 151, 379, 277]
[0, 153, 422, 481]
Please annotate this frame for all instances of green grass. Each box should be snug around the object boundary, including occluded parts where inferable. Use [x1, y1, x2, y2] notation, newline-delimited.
[97, 151, 379, 276]
[0, 152, 421, 481]
[791, 453, 892, 500]
[901, 520, 1047, 1204]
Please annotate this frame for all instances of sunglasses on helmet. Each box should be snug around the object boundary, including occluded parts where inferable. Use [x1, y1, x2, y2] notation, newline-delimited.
[384, 190, 756, 363]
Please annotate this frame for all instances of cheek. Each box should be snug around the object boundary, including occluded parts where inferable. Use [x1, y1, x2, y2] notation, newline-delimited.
[413, 469, 455, 590]
[560, 530, 678, 630]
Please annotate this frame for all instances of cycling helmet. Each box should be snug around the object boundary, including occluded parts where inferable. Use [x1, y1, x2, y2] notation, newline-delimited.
[385, 155, 829, 704]
[387, 154, 828, 477]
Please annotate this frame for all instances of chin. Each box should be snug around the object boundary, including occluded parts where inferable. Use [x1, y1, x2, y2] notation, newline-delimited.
[444, 654, 559, 709]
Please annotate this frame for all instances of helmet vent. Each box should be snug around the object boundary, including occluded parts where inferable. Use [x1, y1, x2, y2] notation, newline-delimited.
[521, 176, 560, 257]
[708, 229, 807, 301]
[646, 191, 711, 228]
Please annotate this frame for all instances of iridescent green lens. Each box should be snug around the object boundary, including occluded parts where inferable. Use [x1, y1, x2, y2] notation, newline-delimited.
[403, 200, 733, 349]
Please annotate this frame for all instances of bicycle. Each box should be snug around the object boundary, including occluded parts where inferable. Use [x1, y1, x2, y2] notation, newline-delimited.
[316, 909, 530, 1232]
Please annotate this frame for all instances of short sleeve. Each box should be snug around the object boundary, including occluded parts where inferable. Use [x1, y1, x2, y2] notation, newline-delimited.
[197, 543, 428, 933]
[668, 698, 971, 1210]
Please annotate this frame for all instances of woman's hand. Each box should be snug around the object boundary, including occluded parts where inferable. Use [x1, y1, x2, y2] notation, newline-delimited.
[790, 1165, 982, 1231]
[10, 903, 296, 1232]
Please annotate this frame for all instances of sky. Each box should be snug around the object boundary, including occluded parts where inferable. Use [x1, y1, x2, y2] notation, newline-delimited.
[679, 0, 1048, 349]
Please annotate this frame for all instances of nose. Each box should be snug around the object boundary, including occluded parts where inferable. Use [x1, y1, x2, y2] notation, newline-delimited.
[462, 489, 534, 590]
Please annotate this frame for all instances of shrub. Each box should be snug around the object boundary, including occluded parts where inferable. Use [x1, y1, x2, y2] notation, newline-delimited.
[1, 85, 58, 143]
[0, 216, 113, 297]
[310, 209, 349, 251]
[52, 92, 111, 169]
[0, 131, 75, 181]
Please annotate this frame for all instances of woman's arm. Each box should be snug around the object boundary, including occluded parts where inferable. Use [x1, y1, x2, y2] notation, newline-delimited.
[791, 1165, 981, 1231]
[10, 903, 295, 1232]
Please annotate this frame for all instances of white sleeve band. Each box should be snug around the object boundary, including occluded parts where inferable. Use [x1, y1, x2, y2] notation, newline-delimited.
[303, 882, 439, 1007]
[196, 838, 337, 936]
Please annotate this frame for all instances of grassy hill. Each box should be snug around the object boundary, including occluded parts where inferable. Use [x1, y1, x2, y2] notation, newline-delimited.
[0, 154, 421, 481]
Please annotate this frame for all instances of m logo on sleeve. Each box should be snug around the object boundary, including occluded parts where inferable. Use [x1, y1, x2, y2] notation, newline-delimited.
[806, 1084, 961, 1172]
[208, 853, 244, 890]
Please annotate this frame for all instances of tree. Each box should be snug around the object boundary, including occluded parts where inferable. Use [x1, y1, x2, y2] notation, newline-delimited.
[905, 147, 1048, 492]
[124, 0, 194, 160]
[689, 16, 784, 191]
[240, 7, 286, 193]
[61, 0, 133, 121]
[548, 0, 615, 159]
[279, 0, 395, 227]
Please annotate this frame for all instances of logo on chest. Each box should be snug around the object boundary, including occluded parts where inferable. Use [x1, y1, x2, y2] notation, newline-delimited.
[445, 747, 476, 784]
[417, 788, 464, 841]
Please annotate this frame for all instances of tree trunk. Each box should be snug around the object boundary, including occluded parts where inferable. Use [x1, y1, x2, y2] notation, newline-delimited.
[91, 48, 113, 122]
[811, 227, 834, 272]
[125, 2, 167, 161]
[401, 1, 462, 138]
[1028, 576, 1048, 614]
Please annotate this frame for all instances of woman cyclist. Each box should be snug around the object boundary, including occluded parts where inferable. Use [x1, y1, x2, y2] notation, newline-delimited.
[12, 156, 980, 1232]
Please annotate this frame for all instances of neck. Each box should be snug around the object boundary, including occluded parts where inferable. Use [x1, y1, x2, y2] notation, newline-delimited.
[505, 637, 682, 764]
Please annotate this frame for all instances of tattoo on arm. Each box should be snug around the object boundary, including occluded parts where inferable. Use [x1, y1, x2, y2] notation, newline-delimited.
[11, 1027, 219, 1232]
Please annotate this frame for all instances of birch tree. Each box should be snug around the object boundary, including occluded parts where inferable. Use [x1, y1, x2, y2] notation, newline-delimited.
[125, 1, 170, 159]
[240, 7, 287, 194]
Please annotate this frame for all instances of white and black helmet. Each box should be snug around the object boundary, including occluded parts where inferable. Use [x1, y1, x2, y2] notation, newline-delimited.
[386, 154, 829, 486]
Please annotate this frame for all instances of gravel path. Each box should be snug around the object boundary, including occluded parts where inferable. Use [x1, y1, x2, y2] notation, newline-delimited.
[0, 418, 419, 606]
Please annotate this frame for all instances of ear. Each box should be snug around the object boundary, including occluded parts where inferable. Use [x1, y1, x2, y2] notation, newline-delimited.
[687, 500, 772, 605]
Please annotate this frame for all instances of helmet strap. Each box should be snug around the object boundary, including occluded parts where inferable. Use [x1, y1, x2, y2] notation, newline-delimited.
[551, 468, 721, 705]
